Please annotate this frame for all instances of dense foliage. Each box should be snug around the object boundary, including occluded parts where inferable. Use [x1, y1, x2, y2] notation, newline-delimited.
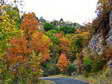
[0, 0, 112, 83]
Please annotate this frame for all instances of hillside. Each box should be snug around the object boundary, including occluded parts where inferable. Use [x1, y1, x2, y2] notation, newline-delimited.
[0, 0, 112, 84]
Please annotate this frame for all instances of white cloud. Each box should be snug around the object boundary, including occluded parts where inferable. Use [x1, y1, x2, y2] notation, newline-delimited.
[23, 0, 98, 24]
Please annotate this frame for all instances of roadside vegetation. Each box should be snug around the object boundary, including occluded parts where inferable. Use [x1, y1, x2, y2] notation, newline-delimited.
[0, 0, 112, 84]
[38, 80, 55, 84]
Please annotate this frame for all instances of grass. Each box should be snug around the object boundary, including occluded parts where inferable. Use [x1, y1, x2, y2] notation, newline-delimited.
[38, 80, 55, 84]
[74, 74, 112, 84]
[72, 68, 112, 84]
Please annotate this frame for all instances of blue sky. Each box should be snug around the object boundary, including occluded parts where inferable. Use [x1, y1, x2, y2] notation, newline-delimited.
[23, 0, 98, 24]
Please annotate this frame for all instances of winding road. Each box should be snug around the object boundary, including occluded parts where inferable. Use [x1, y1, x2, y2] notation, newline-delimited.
[40, 77, 89, 84]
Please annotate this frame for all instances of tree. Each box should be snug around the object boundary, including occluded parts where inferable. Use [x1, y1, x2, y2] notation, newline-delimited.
[45, 30, 60, 45]
[54, 33, 71, 52]
[71, 34, 89, 73]
[21, 12, 39, 33]
[44, 22, 56, 31]
[6, 36, 42, 83]
[31, 32, 51, 61]
[60, 36, 71, 52]
[20, 13, 51, 61]
[97, 0, 111, 13]
[55, 33, 73, 62]
[59, 26, 75, 34]
[6, 6, 21, 28]
[0, 6, 21, 54]
[57, 53, 69, 72]
[5, 13, 51, 83]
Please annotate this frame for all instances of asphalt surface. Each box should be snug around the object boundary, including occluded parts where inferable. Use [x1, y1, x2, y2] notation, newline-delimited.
[40, 77, 89, 84]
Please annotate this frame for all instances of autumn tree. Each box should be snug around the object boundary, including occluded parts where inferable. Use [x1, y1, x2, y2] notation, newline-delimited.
[5, 13, 51, 83]
[55, 33, 71, 53]
[0, 6, 21, 55]
[59, 36, 71, 52]
[31, 32, 51, 61]
[21, 13, 39, 33]
[6, 35, 42, 83]
[57, 53, 69, 72]
[20, 13, 51, 61]
[0, 5, 20, 84]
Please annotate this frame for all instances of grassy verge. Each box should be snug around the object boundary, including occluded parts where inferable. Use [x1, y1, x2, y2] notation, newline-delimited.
[75, 68, 112, 84]
[74, 74, 112, 84]
[38, 80, 55, 84]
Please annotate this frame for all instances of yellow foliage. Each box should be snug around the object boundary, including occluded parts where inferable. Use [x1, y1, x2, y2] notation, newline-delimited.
[99, 0, 109, 4]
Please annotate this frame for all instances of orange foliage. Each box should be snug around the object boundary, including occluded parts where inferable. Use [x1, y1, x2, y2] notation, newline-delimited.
[55, 33, 71, 52]
[59, 37, 71, 52]
[55, 33, 63, 38]
[7, 31, 51, 65]
[31, 32, 51, 61]
[7, 37, 30, 64]
[57, 53, 69, 71]
[7, 13, 51, 73]
[41, 50, 50, 61]
[20, 12, 39, 33]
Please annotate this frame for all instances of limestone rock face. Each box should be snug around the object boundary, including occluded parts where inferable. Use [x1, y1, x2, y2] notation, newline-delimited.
[89, 10, 112, 55]
[89, 33, 105, 55]
[89, 28, 112, 55]
[107, 28, 112, 45]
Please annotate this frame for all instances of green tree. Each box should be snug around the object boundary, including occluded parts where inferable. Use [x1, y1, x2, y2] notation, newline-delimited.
[44, 22, 56, 31]
[45, 30, 60, 45]
[59, 26, 75, 34]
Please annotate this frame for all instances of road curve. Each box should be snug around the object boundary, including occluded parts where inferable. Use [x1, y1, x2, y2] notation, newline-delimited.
[40, 77, 89, 84]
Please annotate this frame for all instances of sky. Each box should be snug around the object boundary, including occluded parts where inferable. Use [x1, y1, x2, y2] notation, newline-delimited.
[23, 0, 98, 24]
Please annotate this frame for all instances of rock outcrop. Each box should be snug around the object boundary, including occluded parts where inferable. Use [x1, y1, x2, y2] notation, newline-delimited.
[89, 11, 112, 55]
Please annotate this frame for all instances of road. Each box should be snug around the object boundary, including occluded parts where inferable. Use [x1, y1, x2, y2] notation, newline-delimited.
[40, 77, 89, 84]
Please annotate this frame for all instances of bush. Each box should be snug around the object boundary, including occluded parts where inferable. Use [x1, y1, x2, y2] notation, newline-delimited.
[66, 64, 77, 75]
[92, 58, 106, 72]
[83, 56, 93, 72]
[59, 26, 75, 34]
[42, 64, 60, 76]
[45, 30, 60, 45]
[44, 23, 56, 31]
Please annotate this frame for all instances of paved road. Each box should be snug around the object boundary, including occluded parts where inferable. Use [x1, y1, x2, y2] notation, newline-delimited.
[40, 77, 89, 84]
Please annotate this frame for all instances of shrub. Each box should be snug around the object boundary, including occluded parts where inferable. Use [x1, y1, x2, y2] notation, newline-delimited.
[92, 57, 106, 72]
[59, 26, 75, 34]
[57, 53, 69, 72]
[44, 23, 56, 31]
[66, 64, 77, 75]
[45, 30, 60, 45]
[42, 64, 60, 76]
[83, 56, 93, 72]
